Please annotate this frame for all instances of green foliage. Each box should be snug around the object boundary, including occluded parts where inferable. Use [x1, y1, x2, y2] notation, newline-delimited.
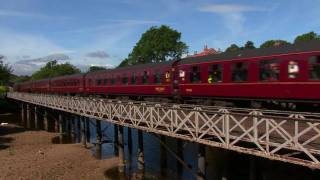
[225, 44, 240, 52]
[294, 31, 320, 44]
[121, 25, 188, 66]
[0, 86, 6, 94]
[11, 75, 31, 83]
[88, 66, 107, 72]
[243, 41, 255, 50]
[260, 40, 291, 48]
[31, 60, 81, 80]
[0, 57, 12, 85]
[118, 58, 129, 68]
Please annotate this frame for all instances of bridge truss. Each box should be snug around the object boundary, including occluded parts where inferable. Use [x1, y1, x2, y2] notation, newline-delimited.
[7, 92, 320, 169]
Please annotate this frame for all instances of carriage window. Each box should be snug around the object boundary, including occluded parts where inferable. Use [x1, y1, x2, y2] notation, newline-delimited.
[190, 66, 201, 83]
[288, 60, 299, 79]
[110, 76, 115, 85]
[122, 74, 128, 85]
[154, 71, 162, 84]
[165, 71, 171, 82]
[208, 64, 222, 83]
[232, 62, 248, 82]
[97, 79, 102, 86]
[104, 79, 108, 85]
[309, 56, 320, 80]
[131, 72, 137, 84]
[142, 71, 148, 84]
[260, 59, 280, 81]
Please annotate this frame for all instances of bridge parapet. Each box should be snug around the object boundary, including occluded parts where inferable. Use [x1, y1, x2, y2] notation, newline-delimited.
[7, 92, 320, 169]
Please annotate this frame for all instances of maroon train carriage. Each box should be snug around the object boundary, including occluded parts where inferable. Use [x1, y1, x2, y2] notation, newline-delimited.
[50, 74, 85, 95]
[18, 81, 33, 93]
[85, 60, 175, 100]
[31, 79, 50, 93]
[176, 40, 320, 107]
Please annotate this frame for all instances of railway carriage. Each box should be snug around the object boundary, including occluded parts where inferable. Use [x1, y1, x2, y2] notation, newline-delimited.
[31, 79, 50, 93]
[176, 40, 320, 107]
[50, 74, 85, 95]
[85, 61, 174, 99]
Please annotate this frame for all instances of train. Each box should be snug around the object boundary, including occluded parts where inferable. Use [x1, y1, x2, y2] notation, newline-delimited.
[14, 40, 320, 110]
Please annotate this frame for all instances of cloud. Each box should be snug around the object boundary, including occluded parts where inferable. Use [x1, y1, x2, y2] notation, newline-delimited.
[0, 29, 71, 62]
[0, 9, 70, 20]
[65, 19, 161, 34]
[13, 54, 71, 75]
[85, 50, 110, 59]
[198, 4, 266, 13]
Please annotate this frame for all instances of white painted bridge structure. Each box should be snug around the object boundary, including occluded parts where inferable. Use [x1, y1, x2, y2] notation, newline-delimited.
[7, 92, 320, 169]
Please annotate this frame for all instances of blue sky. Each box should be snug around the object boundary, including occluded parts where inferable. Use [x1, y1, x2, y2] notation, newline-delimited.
[1, 0, 320, 74]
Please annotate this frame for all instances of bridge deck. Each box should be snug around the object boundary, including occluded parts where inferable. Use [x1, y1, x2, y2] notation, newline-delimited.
[7, 92, 320, 169]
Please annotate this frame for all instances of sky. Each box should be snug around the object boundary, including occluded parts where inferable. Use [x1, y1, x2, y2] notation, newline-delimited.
[0, 0, 320, 75]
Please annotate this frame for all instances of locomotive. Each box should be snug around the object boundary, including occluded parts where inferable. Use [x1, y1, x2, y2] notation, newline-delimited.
[14, 40, 320, 110]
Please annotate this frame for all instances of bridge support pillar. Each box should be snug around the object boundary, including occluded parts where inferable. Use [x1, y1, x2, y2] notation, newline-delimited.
[114, 124, 119, 155]
[249, 157, 257, 180]
[160, 135, 167, 176]
[197, 144, 206, 180]
[137, 130, 144, 172]
[118, 126, 125, 173]
[71, 117, 76, 142]
[81, 116, 86, 147]
[54, 111, 59, 133]
[44, 109, 48, 131]
[77, 116, 81, 143]
[34, 106, 38, 129]
[59, 113, 63, 138]
[21, 103, 25, 126]
[177, 139, 184, 176]
[86, 118, 90, 144]
[26, 104, 30, 129]
[95, 119, 102, 159]
[128, 127, 132, 154]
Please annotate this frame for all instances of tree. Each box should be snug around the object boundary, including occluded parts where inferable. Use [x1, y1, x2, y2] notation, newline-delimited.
[243, 41, 255, 49]
[225, 44, 240, 52]
[260, 40, 290, 48]
[0, 56, 12, 85]
[120, 25, 188, 66]
[118, 58, 129, 67]
[294, 31, 320, 44]
[88, 66, 107, 72]
[31, 60, 81, 80]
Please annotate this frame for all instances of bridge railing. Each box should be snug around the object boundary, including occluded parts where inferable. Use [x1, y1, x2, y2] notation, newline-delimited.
[7, 92, 320, 169]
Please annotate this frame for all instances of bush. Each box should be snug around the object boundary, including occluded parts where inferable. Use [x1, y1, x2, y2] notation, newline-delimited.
[0, 86, 6, 94]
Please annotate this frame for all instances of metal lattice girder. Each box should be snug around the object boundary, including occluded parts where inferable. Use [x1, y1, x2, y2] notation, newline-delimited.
[7, 92, 320, 169]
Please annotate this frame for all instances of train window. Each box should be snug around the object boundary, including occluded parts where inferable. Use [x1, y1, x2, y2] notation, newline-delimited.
[154, 71, 162, 84]
[190, 66, 201, 83]
[104, 79, 108, 85]
[309, 56, 320, 80]
[97, 79, 102, 86]
[288, 60, 299, 79]
[142, 71, 148, 84]
[232, 62, 248, 82]
[131, 72, 137, 84]
[165, 71, 171, 82]
[208, 64, 222, 83]
[122, 74, 128, 85]
[260, 59, 280, 81]
[111, 76, 115, 85]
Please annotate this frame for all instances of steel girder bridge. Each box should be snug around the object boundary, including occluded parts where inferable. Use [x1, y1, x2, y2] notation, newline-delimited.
[7, 92, 320, 169]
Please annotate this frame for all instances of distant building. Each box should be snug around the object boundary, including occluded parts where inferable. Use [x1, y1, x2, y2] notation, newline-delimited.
[189, 45, 221, 57]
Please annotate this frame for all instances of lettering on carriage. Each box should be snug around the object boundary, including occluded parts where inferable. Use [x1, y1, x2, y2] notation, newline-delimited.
[186, 88, 192, 92]
[155, 87, 165, 92]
